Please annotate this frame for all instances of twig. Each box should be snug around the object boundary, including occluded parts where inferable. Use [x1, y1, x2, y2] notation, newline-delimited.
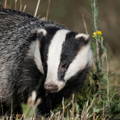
[34, 0, 41, 17]
[22, 4, 27, 12]
[46, 0, 51, 20]
[82, 15, 88, 34]
[14, 0, 18, 10]
[19, 0, 22, 11]
[4, 0, 7, 8]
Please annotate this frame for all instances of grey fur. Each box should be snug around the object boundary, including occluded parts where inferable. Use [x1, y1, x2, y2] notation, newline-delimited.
[0, 8, 45, 115]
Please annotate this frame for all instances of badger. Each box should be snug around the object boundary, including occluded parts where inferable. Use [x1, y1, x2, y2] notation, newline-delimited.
[0, 8, 93, 116]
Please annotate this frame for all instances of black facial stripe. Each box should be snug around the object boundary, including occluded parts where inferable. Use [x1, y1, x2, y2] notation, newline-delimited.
[58, 32, 85, 81]
[63, 66, 90, 91]
[40, 27, 60, 76]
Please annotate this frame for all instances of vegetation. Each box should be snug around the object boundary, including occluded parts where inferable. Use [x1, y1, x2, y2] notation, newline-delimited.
[1, 0, 120, 120]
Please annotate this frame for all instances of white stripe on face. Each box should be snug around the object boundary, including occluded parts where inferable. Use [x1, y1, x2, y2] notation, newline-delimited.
[34, 40, 44, 74]
[27, 40, 44, 74]
[64, 44, 93, 81]
[28, 28, 47, 74]
[45, 29, 69, 86]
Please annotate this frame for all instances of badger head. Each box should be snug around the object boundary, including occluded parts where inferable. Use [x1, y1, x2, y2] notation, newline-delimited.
[32, 27, 93, 93]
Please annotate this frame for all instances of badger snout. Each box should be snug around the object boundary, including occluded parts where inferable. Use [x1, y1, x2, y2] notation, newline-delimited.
[44, 83, 58, 93]
[44, 81, 65, 93]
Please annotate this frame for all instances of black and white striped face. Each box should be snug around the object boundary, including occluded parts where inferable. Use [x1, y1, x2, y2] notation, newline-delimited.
[33, 27, 93, 93]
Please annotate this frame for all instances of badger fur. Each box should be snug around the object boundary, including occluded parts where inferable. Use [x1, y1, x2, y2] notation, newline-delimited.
[0, 8, 93, 116]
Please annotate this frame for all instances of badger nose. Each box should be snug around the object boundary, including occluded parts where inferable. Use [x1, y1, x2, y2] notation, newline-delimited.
[44, 83, 58, 93]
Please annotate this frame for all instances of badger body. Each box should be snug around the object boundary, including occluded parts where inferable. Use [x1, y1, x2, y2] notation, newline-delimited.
[0, 8, 93, 115]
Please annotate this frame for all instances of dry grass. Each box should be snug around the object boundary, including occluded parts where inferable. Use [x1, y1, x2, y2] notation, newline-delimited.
[1, 0, 120, 120]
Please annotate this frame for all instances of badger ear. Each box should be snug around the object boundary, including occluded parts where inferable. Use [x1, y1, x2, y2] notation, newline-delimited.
[75, 33, 90, 44]
[32, 28, 47, 74]
[32, 28, 47, 38]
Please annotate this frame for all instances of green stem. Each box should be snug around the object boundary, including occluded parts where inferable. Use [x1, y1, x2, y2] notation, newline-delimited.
[91, 0, 110, 105]
[91, 0, 98, 31]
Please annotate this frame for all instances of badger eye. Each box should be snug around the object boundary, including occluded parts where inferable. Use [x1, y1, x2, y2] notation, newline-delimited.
[58, 62, 68, 79]
[60, 63, 67, 72]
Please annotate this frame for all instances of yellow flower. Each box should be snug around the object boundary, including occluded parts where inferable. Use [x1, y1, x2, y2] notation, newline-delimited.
[93, 30, 103, 38]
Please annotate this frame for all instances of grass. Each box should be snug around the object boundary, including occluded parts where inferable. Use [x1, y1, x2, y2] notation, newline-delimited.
[1, 0, 120, 120]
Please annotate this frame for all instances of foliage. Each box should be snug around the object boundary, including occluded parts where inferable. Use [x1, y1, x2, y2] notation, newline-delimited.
[1, 0, 120, 120]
